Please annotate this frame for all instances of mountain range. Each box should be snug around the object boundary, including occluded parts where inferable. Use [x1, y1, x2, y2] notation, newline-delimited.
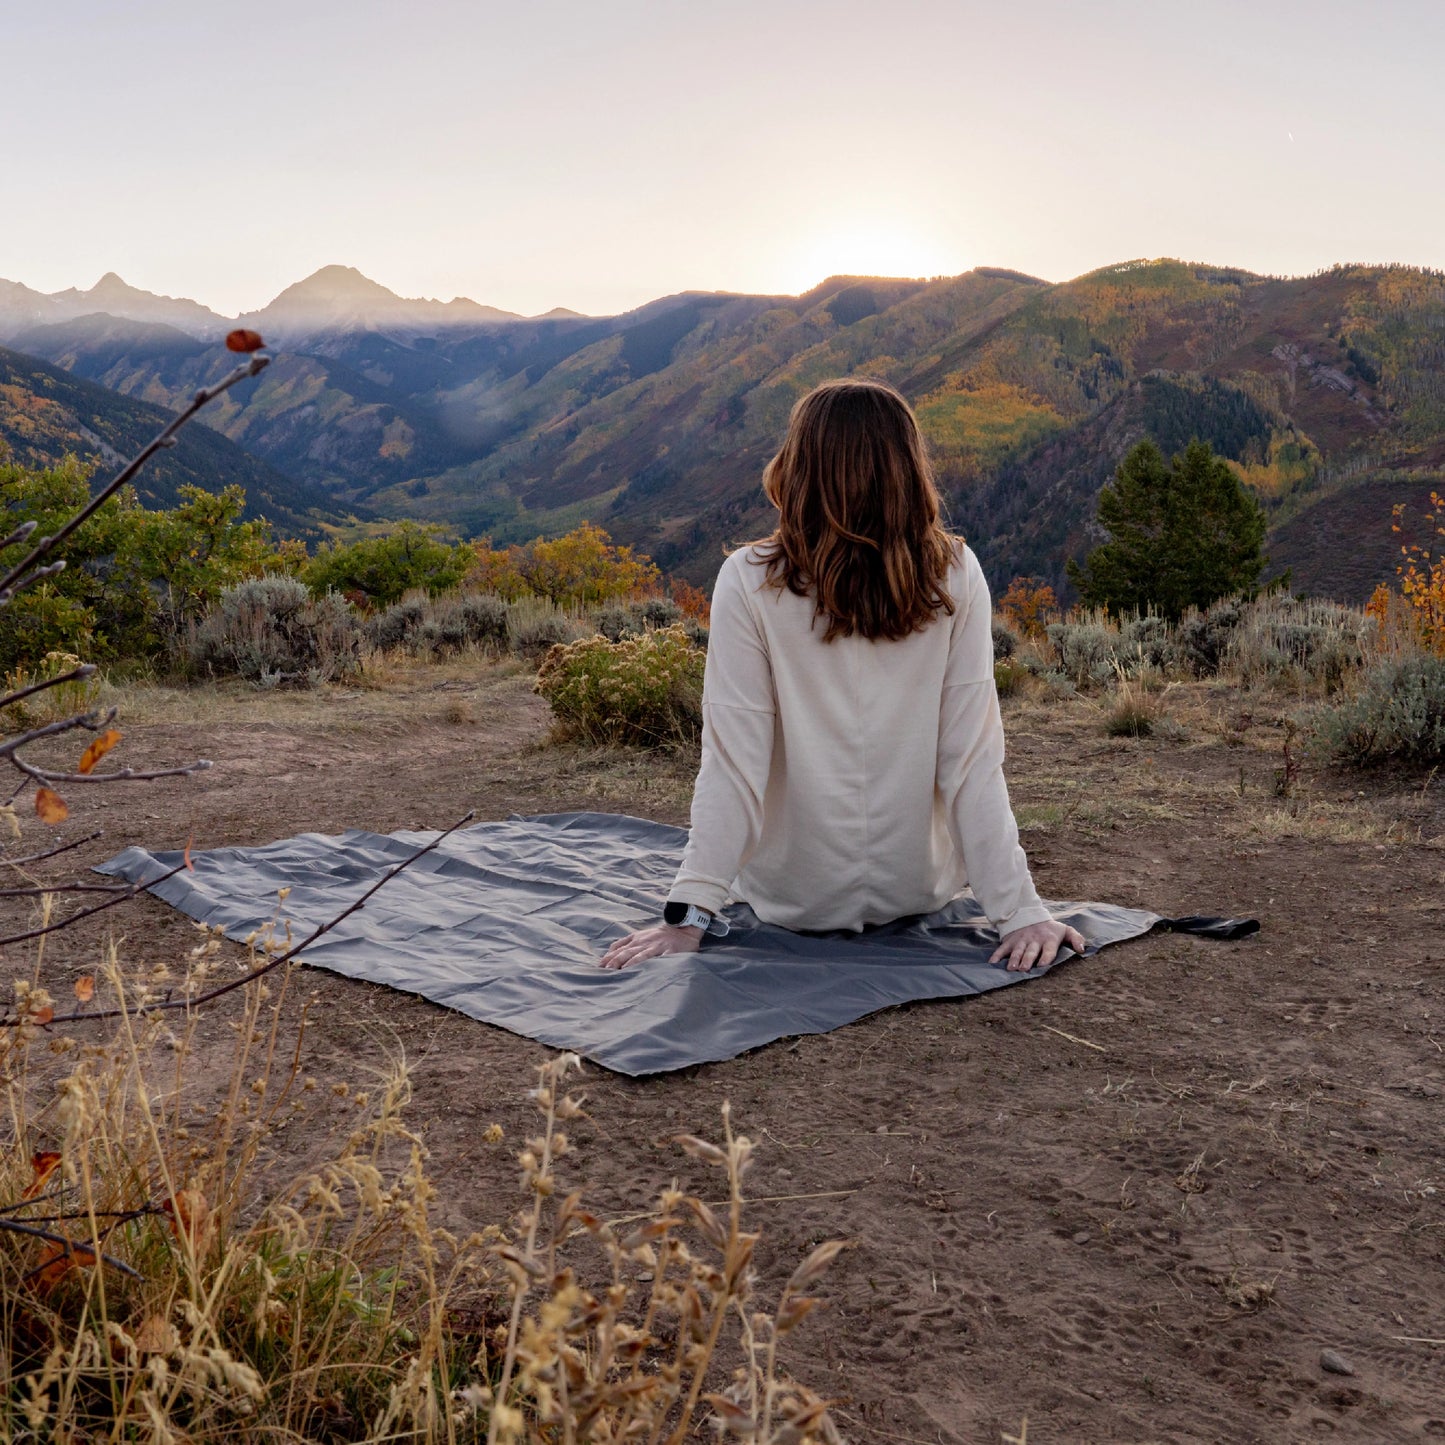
[3, 260, 1443, 600]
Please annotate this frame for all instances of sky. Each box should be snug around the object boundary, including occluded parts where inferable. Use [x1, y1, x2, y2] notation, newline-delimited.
[6, 0, 1445, 317]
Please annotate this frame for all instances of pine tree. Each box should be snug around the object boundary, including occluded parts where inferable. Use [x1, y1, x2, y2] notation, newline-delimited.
[1067, 439, 1267, 619]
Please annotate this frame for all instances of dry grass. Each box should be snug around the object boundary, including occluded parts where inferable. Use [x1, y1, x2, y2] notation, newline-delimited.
[1, 918, 841, 1442]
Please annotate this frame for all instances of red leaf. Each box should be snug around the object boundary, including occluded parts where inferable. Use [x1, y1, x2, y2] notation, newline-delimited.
[225, 329, 265, 353]
[23, 1150, 62, 1199]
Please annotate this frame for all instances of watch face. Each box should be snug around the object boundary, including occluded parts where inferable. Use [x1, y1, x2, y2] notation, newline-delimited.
[663, 901, 689, 926]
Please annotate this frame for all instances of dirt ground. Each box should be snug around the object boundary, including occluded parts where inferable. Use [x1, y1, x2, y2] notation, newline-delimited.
[9, 657, 1445, 1444]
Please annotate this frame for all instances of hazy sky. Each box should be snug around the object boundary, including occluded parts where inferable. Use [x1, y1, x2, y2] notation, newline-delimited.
[6, 0, 1444, 317]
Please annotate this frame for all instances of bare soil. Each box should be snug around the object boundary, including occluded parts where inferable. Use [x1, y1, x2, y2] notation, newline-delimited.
[10, 659, 1445, 1444]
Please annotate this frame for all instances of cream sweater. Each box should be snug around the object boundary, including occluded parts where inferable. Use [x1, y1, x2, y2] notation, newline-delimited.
[667, 542, 1053, 936]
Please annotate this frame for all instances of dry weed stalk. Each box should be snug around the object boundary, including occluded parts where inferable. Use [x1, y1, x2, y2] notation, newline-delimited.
[1, 925, 499, 1443]
[479, 1054, 845, 1444]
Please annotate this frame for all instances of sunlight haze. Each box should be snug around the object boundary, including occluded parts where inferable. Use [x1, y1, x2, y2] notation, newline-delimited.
[6, 0, 1444, 315]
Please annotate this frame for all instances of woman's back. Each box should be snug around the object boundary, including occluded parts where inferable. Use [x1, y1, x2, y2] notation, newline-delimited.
[671, 540, 1048, 934]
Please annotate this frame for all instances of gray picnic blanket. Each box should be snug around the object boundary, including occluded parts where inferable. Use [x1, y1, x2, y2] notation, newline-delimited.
[97, 812, 1255, 1075]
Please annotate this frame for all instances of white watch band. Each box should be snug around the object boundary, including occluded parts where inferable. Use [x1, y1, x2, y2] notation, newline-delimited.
[676, 903, 730, 937]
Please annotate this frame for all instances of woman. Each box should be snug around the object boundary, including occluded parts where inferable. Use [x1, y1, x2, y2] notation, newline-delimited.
[600, 378, 1083, 972]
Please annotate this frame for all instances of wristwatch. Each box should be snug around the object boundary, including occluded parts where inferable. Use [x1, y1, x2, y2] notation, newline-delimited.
[663, 900, 730, 937]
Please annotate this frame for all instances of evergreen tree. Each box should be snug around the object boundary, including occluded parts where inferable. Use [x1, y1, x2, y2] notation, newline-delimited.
[1067, 439, 1267, 619]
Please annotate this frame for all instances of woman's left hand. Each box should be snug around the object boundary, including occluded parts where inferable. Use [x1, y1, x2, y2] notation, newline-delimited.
[989, 919, 1086, 972]
[599, 923, 704, 970]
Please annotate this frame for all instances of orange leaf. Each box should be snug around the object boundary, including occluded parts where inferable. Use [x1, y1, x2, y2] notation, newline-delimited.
[30, 1242, 96, 1296]
[163, 1188, 215, 1253]
[76, 729, 122, 775]
[31, 1006, 53, 1027]
[225, 328, 265, 353]
[34, 787, 68, 824]
[23, 1150, 62, 1199]
[74, 975, 95, 1003]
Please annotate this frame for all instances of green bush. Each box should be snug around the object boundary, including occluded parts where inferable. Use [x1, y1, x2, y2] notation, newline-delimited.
[993, 658, 1027, 697]
[991, 620, 1018, 660]
[187, 576, 360, 686]
[1309, 654, 1445, 766]
[303, 523, 469, 607]
[0, 459, 278, 668]
[534, 625, 706, 745]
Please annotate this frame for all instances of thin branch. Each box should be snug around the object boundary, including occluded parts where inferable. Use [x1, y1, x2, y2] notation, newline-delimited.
[0, 353, 270, 602]
[0, 862, 186, 947]
[0, 880, 131, 897]
[0, 709, 117, 759]
[1, 831, 103, 868]
[0, 1217, 142, 1279]
[0, 663, 98, 712]
[10, 756, 214, 786]
[0, 811, 475, 1027]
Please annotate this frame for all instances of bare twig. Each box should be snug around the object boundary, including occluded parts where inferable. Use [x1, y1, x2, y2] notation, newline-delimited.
[0, 662, 97, 712]
[9, 754, 213, 787]
[0, 811, 475, 1027]
[0, 881, 131, 897]
[0, 353, 270, 603]
[0, 862, 187, 947]
[1, 831, 103, 868]
[1041, 1023, 1107, 1052]
[0, 1216, 142, 1280]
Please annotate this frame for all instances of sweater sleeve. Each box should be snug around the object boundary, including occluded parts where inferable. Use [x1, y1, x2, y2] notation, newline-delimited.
[667, 556, 776, 915]
[936, 550, 1052, 937]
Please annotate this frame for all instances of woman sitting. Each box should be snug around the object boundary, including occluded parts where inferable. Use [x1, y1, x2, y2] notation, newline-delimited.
[601, 377, 1083, 972]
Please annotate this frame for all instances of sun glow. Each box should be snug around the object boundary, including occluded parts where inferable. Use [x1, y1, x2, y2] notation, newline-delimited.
[780, 224, 967, 292]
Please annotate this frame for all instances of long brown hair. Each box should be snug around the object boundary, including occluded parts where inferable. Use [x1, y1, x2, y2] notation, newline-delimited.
[753, 378, 958, 641]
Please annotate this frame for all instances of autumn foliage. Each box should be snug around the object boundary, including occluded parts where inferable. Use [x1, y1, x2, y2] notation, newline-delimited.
[1387, 491, 1445, 655]
[996, 575, 1058, 638]
[466, 522, 663, 608]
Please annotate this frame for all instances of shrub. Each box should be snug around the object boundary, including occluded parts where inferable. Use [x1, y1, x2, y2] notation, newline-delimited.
[304, 523, 470, 607]
[367, 594, 429, 652]
[535, 624, 706, 744]
[1046, 618, 1125, 687]
[1309, 653, 1445, 766]
[0, 460, 279, 669]
[991, 620, 1018, 660]
[997, 575, 1057, 638]
[368, 592, 512, 657]
[592, 596, 682, 643]
[1103, 678, 1158, 737]
[188, 575, 360, 685]
[1175, 597, 1243, 676]
[0, 652, 101, 731]
[993, 658, 1027, 697]
[1121, 613, 1176, 671]
[509, 595, 587, 661]
[1226, 595, 1373, 693]
[470, 523, 663, 608]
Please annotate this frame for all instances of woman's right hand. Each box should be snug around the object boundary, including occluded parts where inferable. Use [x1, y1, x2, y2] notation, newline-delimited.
[989, 919, 1086, 972]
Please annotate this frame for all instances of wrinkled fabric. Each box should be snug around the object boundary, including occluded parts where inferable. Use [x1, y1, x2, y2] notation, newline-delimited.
[98, 812, 1256, 1076]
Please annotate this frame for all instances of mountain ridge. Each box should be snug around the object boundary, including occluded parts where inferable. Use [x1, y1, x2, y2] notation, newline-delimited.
[5, 258, 1444, 600]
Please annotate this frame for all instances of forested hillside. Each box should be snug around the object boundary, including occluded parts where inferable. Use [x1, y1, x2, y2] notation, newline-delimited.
[0, 346, 335, 536]
[8, 260, 1445, 598]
